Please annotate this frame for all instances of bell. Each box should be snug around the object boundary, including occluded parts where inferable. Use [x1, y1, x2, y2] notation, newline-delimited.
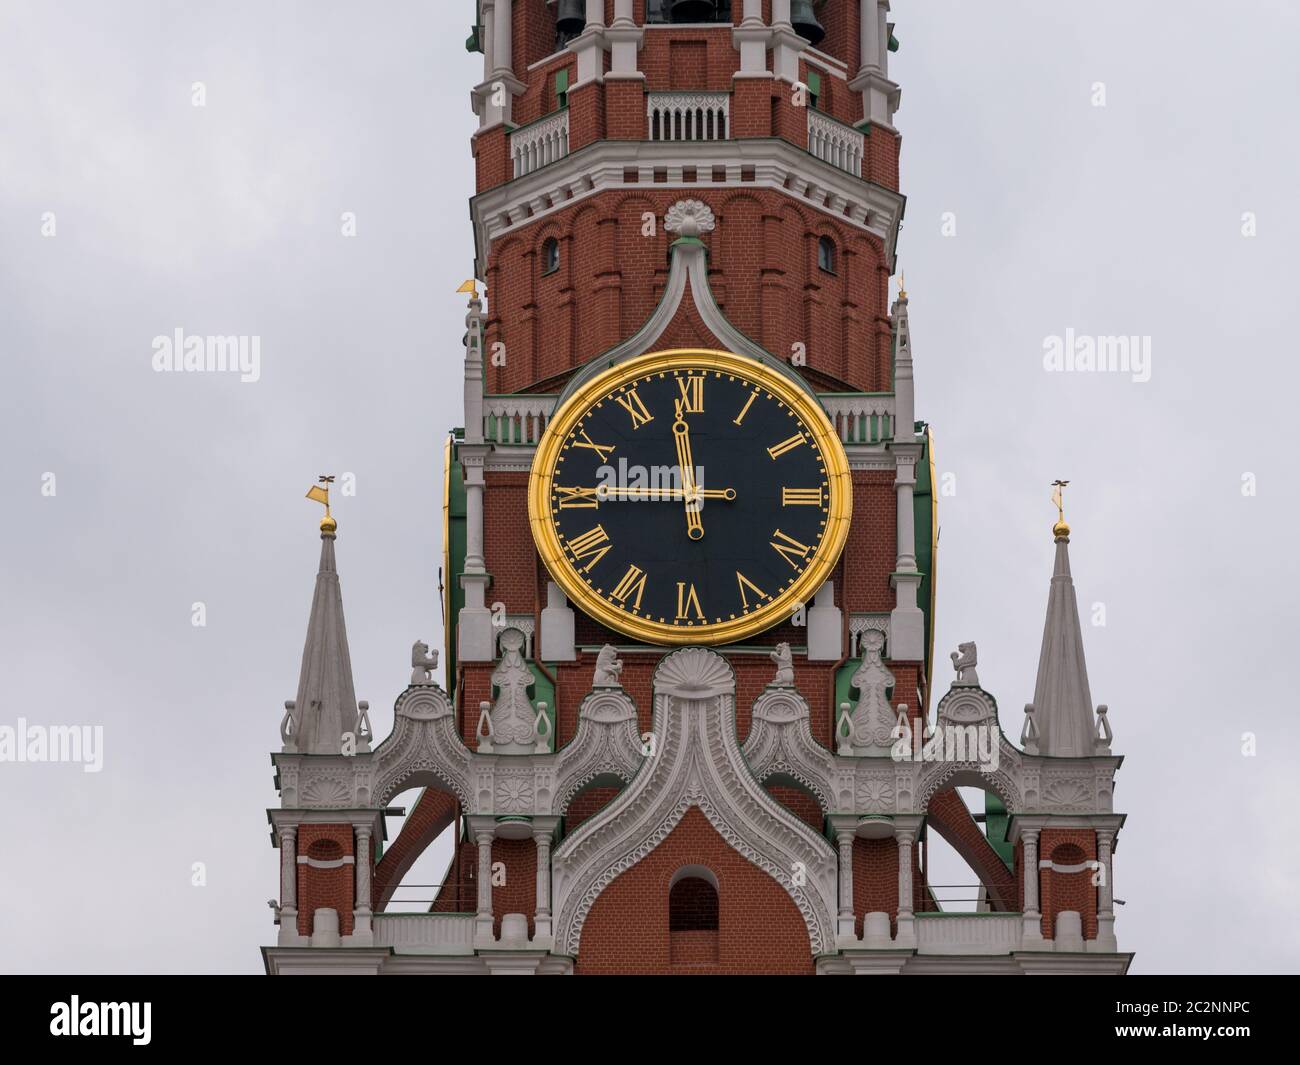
[670, 0, 716, 23]
[790, 0, 825, 46]
[555, 0, 585, 37]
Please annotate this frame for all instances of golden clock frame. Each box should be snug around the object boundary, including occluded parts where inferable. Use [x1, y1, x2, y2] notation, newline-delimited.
[527, 348, 852, 646]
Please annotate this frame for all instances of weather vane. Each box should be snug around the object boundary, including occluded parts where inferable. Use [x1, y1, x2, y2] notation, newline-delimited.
[306, 475, 336, 530]
[1050, 479, 1070, 537]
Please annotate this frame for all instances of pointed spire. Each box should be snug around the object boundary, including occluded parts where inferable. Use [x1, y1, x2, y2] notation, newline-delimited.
[891, 274, 911, 361]
[287, 520, 360, 755]
[890, 273, 914, 441]
[1030, 519, 1096, 758]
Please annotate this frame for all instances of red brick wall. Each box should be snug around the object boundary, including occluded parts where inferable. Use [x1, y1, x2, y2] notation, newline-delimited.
[841, 469, 897, 612]
[294, 825, 355, 936]
[577, 807, 814, 973]
[567, 784, 622, 829]
[483, 192, 890, 395]
[1040, 830, 1098, 940]
[852, 836, 898, 936]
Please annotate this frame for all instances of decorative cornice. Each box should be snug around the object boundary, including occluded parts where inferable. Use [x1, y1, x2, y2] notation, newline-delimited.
[470, 138, 904, 274]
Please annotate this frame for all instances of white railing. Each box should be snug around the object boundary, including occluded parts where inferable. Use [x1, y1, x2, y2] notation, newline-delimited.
[648, 92, 730, 142]
[373, 913, 476, 954]
[484, 394, 556, 446]
[511, 110, 570, 178]
[915, 913, 1023, 956]
[807, 110, 864, 178]
[820, 393, 894, 444]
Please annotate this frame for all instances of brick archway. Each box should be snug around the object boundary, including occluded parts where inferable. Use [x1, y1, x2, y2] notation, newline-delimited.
[576, 808, 814, 975]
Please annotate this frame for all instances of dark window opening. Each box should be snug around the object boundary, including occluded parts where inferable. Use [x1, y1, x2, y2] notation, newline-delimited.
[542, 237, 560, 275]
[648, 1, 732, 25]
[818, 235, 836, 274]
[669, 876, 719, 931]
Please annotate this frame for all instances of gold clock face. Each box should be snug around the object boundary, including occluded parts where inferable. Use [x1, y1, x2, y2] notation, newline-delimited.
[528, 349, 851, 646]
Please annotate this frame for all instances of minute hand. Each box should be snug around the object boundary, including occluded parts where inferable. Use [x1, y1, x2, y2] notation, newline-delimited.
[673, 414, 705, 541]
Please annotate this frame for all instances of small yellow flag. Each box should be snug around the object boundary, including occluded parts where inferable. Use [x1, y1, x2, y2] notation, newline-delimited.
[456, 279, 479, 297]
[306, 484, 329, 506]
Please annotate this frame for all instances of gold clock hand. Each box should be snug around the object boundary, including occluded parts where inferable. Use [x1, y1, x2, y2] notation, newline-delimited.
[673, 412, 704, 541]
[594, 486, 736, 501]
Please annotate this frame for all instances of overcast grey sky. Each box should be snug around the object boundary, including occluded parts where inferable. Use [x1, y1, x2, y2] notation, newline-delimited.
[1, 0, 1296, 974]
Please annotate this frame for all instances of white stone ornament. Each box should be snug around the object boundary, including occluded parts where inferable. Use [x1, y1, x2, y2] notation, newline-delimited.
[410, 640, 438, 686]
[769, 642, 795, 687]
[950, 641, 980, 687]
[663, 198, 716, 238]
[848, 630, 895, 752]
[488, 628, 537, 752]
[593, 645, 623, 687]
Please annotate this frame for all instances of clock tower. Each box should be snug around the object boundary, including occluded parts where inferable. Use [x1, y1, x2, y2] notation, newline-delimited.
[263, 1, 1132, 975]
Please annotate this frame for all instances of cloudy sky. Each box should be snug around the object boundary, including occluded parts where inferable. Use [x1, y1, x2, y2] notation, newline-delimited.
[1, 0, 1296, 974]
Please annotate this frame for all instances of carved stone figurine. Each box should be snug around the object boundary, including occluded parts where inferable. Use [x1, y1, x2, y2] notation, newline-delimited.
[410, 640, 439, 686]
[849, 629, 895, 750]
[950, 641, 980, 687]
[593, 644, 623, 687]
[489, 628, 537, 749]
[769, 642, 794, 687]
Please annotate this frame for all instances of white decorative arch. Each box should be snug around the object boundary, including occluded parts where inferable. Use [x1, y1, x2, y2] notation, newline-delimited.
[554, 686, 645, 812]
[742, 684, 836, 812]
[551, 648, 838, 958]
[372, 685, 472, 810]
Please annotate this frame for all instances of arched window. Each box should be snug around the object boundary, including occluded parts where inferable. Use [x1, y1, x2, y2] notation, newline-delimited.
[817, 235, 836, 274]
[541, 237, 560, 275]
[669, 870, 719, 931]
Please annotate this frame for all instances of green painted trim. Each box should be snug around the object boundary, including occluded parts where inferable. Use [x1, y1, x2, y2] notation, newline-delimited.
[444, 439, 468, 685]
[914, 427, 936, 696]
[529, 663, 557, 752]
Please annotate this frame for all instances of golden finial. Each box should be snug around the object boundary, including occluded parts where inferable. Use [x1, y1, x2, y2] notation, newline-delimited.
[898, 270, 907, 300]
[456, 278, 479, 300]
[306, 475, 337, 534]
[1051, 479, 1070, 538]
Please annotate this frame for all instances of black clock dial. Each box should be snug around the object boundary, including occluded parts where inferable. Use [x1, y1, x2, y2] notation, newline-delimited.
[547, 365, 832, 633]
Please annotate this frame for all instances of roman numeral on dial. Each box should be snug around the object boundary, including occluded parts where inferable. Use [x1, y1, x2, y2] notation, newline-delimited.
[571, 428, 615, 463]
[736, 571, 767, 610]
[733, 389, 759, 426]
[555, 486, 600, 509]
[782, 487, 823, 506]
[610, 564, 647, 611]
[675, 375, 704, 414]
[676, 581, 705, 621]
[770, 529, 812, 569]
[566, 525, 612, 572]
[614, 388, 654, 429]
[767, 433, 806, 460]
